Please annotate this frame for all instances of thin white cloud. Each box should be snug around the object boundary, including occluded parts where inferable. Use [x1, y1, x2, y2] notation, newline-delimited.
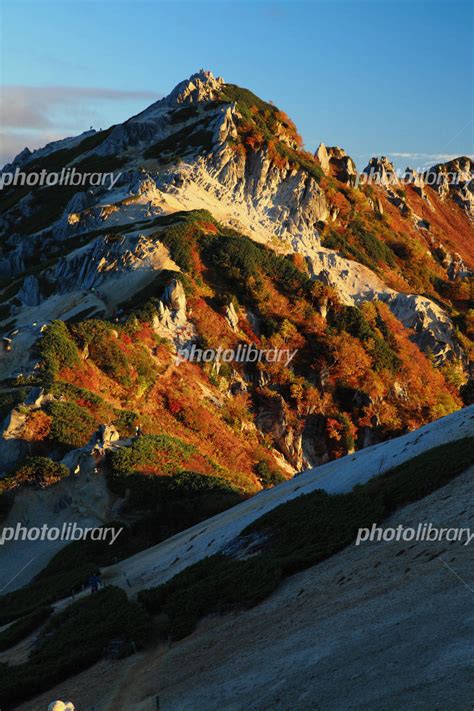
[354, 150, 474, 173]
[388, 152, 473, 161]
[0, 85, 158, 129]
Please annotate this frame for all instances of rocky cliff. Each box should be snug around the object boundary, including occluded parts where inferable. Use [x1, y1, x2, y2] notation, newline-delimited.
[0, 69, 472, 483]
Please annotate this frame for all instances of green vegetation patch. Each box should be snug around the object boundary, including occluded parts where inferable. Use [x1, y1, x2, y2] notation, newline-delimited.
[0, 606, 52, 653]
[0, 457, 69, 494]
[139, 554, 281, 640]
[107, 469, 244, 540]
[200, 232, 312, 302]
[45, 400, 96, 450]
[349, 219, 396, 267]
[254, 460, 286, 487]
[219, 83, 276, 117]
[38, 320, 80, 384]
[322, 219, 396, 272]
[276, 143, 324, 181]
[0, 587, 151, 709]
[322, 229, 372, 269]
[108, 433, 195, 478]
[148, 209, 218, 272]
[0, 389, 28, 422]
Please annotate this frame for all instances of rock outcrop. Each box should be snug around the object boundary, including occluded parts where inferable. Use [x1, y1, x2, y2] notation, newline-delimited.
[224, 301, 239, 331]
[46, 233, 178, 307]
[363, 156, 399, 188]
[16, 275, 41, 307]
[315, 144, 357, 184]
[315, 142, 330, 173]
[255, 391, 303, 469]
[48, 702, 75, 711]
[383, 292, 464, 365]
[302, 414, 330, 467]
[168, 69, 225, 105]
[163, 277, 186, 315]
[0, 69, 471, 379]
[424, 156, 473, 218]
[327, 146, 357, 184]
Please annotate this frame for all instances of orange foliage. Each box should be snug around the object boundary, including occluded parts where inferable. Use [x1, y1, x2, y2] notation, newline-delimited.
[244, 130, 265, 151]
[188, 296, 235, 349]
[267, 140, 289, 170]
[23, 410, 52, 442]
[198, 221, 219, 234]
[326, 417, 343, 441]
[291, 252, 308, 274]
[406, 186, 474, 268]
[59, 361, 124, 401]
[274, 110, 303, 147]
[329, 334, 373, 388]
[326, 189, 352, 219]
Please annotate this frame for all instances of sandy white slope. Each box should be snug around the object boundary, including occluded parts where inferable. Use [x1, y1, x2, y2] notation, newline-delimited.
[14, 463, 474, 711]
[102, 405, 474, 594]
[0, 453, 112, 595]
[113, 465, 474, 711]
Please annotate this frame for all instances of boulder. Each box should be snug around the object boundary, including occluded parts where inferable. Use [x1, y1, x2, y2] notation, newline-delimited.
[86, 423, 120, 450]
[224, 302, 239, 331]
[383, 292, 464, 365]
[255, 391, 303, 469]
[327, 147, 358, 184]
[315, 142, 330, 173]
[98, 423, 120, 446]
[48, 701, 75, 711]
[363, 156, 399, 188]
[302, 413, 330, 467]
[163, 278, 186, 316]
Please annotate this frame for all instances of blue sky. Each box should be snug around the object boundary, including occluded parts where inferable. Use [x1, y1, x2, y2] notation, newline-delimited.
[0, 0, 472, 169]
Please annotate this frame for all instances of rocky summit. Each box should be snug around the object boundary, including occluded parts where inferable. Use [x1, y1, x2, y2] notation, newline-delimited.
[0, 67, 472, 481]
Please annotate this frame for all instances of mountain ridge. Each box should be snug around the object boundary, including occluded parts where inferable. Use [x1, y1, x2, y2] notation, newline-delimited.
[0, 71, 471, 483]
[1, 71, 472, 362]
[0, 68, 473, 710]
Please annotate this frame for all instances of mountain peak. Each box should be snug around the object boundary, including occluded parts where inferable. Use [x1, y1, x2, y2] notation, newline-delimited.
[167, 69, 225, 106]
